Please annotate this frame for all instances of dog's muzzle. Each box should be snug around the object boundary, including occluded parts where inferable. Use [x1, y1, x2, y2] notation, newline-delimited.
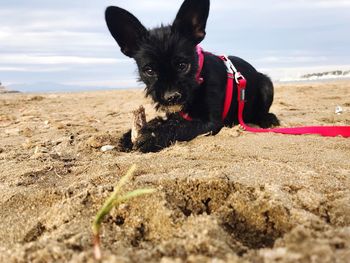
[163, 91, 182, 104]
[157, 91, 185, 113]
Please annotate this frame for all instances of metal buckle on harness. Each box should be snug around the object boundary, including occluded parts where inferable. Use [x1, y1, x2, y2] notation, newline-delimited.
[235, 72, 245, 84]
[221, 56, 234, 73]
[221, 55, 245, 84]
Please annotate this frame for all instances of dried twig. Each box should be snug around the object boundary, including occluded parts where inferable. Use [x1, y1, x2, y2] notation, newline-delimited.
[131, 106, 147, 144]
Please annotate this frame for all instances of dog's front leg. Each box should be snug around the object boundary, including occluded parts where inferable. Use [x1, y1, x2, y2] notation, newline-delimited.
[133, 114, 222, 153]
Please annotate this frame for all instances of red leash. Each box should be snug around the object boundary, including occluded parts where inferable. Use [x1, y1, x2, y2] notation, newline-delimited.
[182, 46, 350, 138]
[236, 73, 350, 138]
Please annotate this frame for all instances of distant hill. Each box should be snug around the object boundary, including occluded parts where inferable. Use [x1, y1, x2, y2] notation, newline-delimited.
[0, 85, 20, 94]
[8, 82, 117, 93]
[276, 67, 350, 83]
[301, 70, 350, 80]
[8, 82, 84, 93]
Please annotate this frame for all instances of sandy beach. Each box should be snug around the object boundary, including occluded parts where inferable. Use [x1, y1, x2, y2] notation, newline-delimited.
[0, 80, 349, 262]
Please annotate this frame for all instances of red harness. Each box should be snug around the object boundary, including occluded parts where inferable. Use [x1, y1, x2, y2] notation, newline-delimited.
[181, 46, 350, 138]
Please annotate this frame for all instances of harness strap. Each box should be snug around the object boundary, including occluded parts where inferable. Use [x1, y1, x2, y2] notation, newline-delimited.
[179, 111, 193, 121]
[179, 46, 204, 122]
[219, 56, 234, 120]
[195, 46, 205, 85]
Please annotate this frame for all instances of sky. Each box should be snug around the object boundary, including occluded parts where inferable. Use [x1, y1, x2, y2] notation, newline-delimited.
[0, 0, 350, 92]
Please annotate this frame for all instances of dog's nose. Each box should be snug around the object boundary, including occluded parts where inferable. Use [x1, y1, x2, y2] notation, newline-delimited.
[164, 91, 182, 103]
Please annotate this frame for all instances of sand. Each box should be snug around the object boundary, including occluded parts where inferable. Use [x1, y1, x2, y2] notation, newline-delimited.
[0, 81, 349, 263]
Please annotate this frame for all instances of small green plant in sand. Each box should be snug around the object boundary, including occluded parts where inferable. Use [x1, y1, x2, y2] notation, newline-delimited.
[92, 164, 156, 260]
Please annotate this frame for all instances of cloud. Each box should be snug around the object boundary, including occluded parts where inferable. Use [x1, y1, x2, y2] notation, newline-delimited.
[112, 0, 350, 12]
[64, 79, 140, 88]
[256, 55, 328, 64]
[0, 54, 129, 65]
[284, 0, 350, 8]
[0, 0, 349, 91]
[207, 0, 350, 10]
[0, 6, 112, 56]
[0, 66, 69, 72]
[0, 28, 113, 52]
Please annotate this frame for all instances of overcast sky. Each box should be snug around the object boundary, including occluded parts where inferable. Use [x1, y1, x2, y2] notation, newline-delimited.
[0, 0, 349, 92]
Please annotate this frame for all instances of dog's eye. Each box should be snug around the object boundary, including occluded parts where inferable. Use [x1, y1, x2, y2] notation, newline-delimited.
[143, 66, 156, 77]
[176, 62, 189, 73]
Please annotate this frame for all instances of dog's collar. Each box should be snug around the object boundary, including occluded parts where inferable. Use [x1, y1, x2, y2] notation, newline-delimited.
[179, 46, 204, 121]
[195, 45, 204, 85]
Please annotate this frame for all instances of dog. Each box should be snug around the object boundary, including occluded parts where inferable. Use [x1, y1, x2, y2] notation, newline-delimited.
[105, 0, 279, 153]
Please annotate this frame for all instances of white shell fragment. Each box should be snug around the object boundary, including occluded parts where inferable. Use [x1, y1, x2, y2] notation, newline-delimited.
[100, 145, 115, 152]
[335, 106, 343, 115]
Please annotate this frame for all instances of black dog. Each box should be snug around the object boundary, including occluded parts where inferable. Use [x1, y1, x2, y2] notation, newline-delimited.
[105, 0, 279, 153]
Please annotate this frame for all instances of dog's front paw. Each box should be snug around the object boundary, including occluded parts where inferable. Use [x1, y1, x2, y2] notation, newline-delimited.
[133, 131, 163, 153]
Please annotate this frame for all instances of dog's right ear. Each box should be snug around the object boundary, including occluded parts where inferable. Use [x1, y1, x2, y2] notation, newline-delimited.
[105, 6, 148, 58]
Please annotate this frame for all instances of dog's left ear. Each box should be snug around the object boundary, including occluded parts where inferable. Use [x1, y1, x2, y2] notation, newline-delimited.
[172, 0, 210, 44]
[105, 6, 148, 58]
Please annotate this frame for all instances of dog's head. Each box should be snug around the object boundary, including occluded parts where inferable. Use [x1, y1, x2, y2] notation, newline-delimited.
[105, 0, 210, 112]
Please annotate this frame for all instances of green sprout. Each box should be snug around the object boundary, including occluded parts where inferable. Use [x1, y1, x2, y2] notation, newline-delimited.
[92, 164, 156, 260]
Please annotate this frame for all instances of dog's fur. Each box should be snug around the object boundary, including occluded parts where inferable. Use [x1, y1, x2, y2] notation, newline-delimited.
[105, 0, 279, 153]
